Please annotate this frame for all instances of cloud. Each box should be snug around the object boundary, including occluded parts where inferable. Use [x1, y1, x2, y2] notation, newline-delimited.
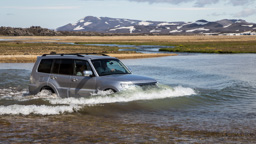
[209, 12, 227, 17]
[228, 0, 254, 6]
[0, 6, 81, 10]
[128, 0, 255, 7]
[233, 8, 256, 17]
[159, 7, 219, 11]
[6, 13, 14, 16]
[129, 0, 190, 5]
[194, 0, 219, 7]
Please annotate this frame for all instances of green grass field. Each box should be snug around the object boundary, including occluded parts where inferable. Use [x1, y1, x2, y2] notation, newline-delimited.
[1, 36, 256, 54]
[76, 39, 256, 54]
[158, 41, 256, 53]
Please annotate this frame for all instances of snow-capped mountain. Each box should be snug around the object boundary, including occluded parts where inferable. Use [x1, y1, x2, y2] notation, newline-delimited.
[57, 16, 256, 34]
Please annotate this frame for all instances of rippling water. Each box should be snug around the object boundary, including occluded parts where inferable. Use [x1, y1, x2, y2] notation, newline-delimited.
[0, 54, 256, 143]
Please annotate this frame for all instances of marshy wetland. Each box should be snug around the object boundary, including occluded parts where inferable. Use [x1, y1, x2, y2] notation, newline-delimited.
[0, 36, 256, 143]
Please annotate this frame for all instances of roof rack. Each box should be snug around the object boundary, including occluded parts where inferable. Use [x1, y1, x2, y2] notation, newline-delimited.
[41, 53, 109, 57]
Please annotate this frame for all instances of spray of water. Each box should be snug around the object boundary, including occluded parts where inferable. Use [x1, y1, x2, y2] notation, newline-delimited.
[0, 84, 196, 115]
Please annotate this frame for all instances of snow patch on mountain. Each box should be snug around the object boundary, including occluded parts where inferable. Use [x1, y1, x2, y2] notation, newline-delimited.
[139, 21, 152, 26]
[169, 30, 182, 33]
[109, 26, 135, 33]
[177, 22, 192, 29]
[242, 25, 253, 27]
[150, 29, 161, 33]
[157, 23, 177, 26]
[84, 22, 92, 26]
[224, 24, 232, 28]
[71, 23, 77, 26]
[74, 26, 84, 31]
[186, 28, 209, 32]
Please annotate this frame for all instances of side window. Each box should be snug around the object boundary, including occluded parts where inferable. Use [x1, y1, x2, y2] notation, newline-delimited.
[74, 60, 92, 76]
[59, 59, 74, 75]
[52, 59, 61, 74]
[38, 59, 53, 73]
[52, 59, 74, 75]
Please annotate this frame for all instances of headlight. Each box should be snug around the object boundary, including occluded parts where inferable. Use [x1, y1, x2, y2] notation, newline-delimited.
[120, 82, 135, 90]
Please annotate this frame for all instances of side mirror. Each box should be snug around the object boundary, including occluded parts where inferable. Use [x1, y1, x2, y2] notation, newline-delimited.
[83, 70, 93, 77]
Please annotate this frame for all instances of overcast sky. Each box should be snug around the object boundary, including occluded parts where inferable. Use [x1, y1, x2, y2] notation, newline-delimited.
[0, 0, 255, 29]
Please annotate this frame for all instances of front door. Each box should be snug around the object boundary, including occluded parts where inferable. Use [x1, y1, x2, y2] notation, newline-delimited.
[69, 60, 96, 97]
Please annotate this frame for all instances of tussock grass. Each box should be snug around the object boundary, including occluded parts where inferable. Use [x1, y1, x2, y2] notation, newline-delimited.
[159, 41, 256, 53]
[2, 35, 256, 43]
[0, 41, 134, 55]
[71, 35, 256, 53]
[0, 35, 255, 63]
[0, 54, 176, 63]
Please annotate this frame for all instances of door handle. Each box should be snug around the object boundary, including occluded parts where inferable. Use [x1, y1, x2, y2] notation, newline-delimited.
[72, 78, 78, 82]
[50, 76, 57, 80]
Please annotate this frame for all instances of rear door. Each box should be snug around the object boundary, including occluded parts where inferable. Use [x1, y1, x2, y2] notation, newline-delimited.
[69, 60, 96, 97]
[49, 59, 74, 98]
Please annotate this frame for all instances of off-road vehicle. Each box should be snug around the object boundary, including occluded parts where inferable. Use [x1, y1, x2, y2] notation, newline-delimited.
[29, 53, 157, 97]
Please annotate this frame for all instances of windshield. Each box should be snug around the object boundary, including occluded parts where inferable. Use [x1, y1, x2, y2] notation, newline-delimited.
[92, 59, 131, 76]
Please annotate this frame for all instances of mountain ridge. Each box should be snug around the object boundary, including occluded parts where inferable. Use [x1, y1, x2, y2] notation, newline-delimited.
[57, 16, 256, 35]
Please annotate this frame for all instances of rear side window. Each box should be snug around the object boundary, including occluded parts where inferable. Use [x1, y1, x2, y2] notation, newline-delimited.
[38, 59, 53, 73]
[59, 59, 74, 75]
[52, 59, 61, 74]
[52, 59, 74, 75]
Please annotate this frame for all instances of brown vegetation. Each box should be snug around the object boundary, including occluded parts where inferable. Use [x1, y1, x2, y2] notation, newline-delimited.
[0, 41, 126, 55]
[0, 54, 176, 63]
[0, 35, 255, 62]
[2, 35, 254, 43]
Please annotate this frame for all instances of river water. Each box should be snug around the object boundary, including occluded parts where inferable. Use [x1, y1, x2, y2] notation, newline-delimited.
[0, 53, 256, 143]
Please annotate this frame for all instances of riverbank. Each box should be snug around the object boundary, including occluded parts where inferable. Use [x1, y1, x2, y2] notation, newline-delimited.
[0, 36, 255, 61]
[0, 53, 176, 63]
[1, 35, 256, 43]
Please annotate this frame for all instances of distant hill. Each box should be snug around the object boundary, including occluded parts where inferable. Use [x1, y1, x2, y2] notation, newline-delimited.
[57, 16, 256, 35]
[1, 17, 256, 36]
[0, 26, 60, 36]
[0, 26, 105, 36]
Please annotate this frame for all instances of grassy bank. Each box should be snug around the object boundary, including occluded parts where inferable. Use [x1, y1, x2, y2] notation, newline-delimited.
[0, 36, 256, 55]
[158, 41, 256, 53]
[0, 53, 176, 63]
[74, 36, 256, 53]
[0, 41, 135, 55]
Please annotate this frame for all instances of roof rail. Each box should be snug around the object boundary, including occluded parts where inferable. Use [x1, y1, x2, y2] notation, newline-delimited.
[42, 53, 84, 57]
[41, 53, 109, 57]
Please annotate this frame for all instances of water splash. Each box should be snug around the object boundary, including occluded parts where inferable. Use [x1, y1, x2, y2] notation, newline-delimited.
[0, 84, 196, 115]
[49, 85, 196, 105]
[0, 104, 81, 115]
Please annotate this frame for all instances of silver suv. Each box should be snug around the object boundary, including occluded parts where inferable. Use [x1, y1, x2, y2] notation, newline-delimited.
[29, 53, 157, 97]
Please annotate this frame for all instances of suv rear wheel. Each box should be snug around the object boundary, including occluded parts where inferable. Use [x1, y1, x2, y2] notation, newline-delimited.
[38, 87, 55, 96]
